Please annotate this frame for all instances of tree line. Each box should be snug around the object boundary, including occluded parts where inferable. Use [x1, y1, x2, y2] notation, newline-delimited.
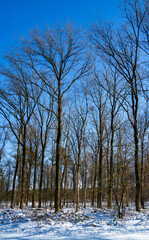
[0, 0, 149, 213]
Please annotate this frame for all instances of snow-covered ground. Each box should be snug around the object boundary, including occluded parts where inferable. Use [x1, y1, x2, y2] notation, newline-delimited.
[0, 204, 149, 240]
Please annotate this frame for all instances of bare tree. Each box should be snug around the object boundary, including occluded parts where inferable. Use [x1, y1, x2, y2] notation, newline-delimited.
[90, 0, 148, 211]
[0, 52, 41, 209]
[19, 23, 91, 212]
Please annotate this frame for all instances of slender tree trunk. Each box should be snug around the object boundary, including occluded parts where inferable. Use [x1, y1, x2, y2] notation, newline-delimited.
[108, 115, 114, 208]
[50, 159, 54, 208]
[55, 83, 62, 212]
[91, 155, 97, 207]
[17, 160, 22, 206]
[81, 170, 84, 205]
[64, 159, 69, 208]
[106, 132, 110, 208]
[10, 136, 21, 209]
[63, 166, 68, 207]
[32, 146, 38, 208]
[63, 175, 66, 207]
[76, 155, 81, 212]
[38, 146, 45, 208]
[60, 164, 66, 208]
[97, 98, 103, 209]
[66, 168, 69, 208]
[25, 156, 32, 206]
[134, 124, 140, 211]
[20, 124, 27, 209]
[97, 134, 103, 208]
[73, 165, 76, 207]
[45, 168, 50, 207]
[140, 138, 145, 208]
[84, 160, 87, 209]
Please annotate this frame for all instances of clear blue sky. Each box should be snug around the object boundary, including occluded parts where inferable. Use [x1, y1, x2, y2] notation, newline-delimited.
[0, 0, 121, 61]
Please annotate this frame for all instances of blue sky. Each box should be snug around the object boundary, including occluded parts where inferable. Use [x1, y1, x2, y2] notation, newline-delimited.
[0, 0, 121, 61]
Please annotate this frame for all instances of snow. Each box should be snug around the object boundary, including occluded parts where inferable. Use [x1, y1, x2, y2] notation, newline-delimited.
[0, 204, 149, 240]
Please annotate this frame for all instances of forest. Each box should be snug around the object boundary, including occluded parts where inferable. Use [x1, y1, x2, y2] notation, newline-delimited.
[0, 0, 149, 218]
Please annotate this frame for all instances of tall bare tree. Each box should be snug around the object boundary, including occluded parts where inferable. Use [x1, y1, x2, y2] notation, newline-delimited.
[90, 0, 148, 211]
[20, 23, 91, 211]
[0, 52, 41, 209]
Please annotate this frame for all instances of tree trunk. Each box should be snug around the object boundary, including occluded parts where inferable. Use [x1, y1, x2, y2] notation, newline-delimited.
[16, 159, 22, 206]
[10, 137, 21, 209]
[140, 138, 145, 208]
[84, 160, 87, 209]
[64, 158, 68, 208]
[91, 155, 97, 207]
[25, 155, 32, 206]
[55, 84, 62, 212]
[97, 135, 103, 208]
[50, 158, 54, 208]
[76, 159, 81, 212]
[72, 165, 76, 207]
[32, 146, 38, 208]
[20, 124, 27, 209]
[38, 146, 45, 208]
[60, 164, 66, 208]
[97, 97, 103, 209]
[108, 115, 114, 208]
[134, 125, 140, 211]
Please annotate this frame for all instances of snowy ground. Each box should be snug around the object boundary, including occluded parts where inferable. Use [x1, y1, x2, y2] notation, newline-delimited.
[0, 204, 149, 240]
